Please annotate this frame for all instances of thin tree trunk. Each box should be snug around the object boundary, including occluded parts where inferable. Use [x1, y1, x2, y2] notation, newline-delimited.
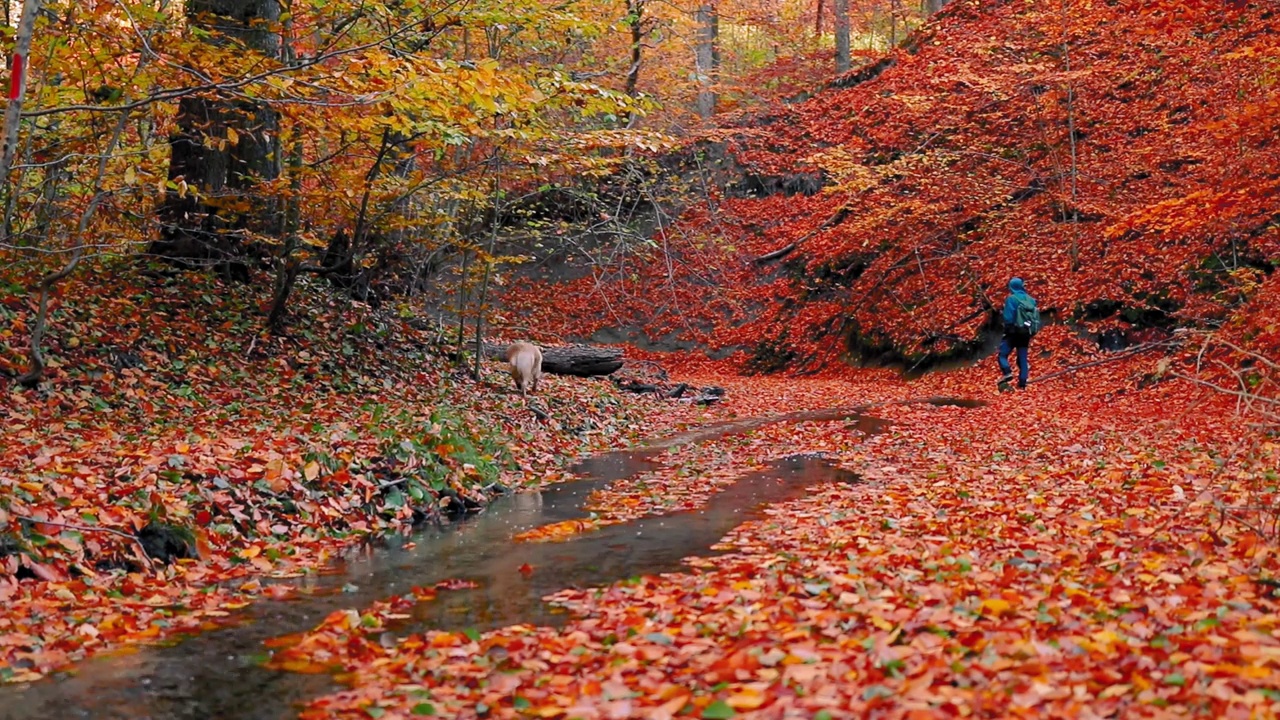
[0, 0, 43, 216]
[266, 135, 304, 331]
[1062, 0, 1081, 271]
[834, 0, 850, 73]
[694, 2, 718, 119]
[472, 178, 501, 381]
[267, 13, 306, 330]
[454, 248, 471, 352]
[18, 94, 133, 385]
[889, 0, 899, 46]
[622, 0, 643, 127]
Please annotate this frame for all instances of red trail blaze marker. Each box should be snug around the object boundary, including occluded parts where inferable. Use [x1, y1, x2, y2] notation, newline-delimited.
[9, 53, 26, 102]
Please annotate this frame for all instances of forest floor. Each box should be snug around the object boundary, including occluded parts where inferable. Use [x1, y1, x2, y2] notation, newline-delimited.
[287, 360, 1280, 719]
[0, 269, 719, 682]
[3, 271, 1280, 719]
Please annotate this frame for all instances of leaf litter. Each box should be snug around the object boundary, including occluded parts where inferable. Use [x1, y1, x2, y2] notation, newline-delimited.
[282, 355, 1280, 719]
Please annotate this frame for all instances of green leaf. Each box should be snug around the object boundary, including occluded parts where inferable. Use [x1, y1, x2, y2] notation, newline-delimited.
[862, 685, 895, 700]
[701, 700, 736, 719]
[814, 712, 834, 720]
[411, 703, 437, 716]
[513, 697, 531, 709]
[463, 627, 481, 642]
[365, 708, 386, 719]
[1164, 673, 1186, 687]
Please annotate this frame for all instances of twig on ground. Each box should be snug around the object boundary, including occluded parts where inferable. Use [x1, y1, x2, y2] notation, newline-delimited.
[1030, 339, 1175, 385]
[14, 514, 151, 558]
[1171, 372, 1280, 409]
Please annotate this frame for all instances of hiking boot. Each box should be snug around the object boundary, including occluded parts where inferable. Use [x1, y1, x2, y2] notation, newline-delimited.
[998, 373, 1014, 385]
[1017, 381, 1027, 390]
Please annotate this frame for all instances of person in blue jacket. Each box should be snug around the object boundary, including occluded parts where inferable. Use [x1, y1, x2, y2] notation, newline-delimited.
[998, 277, 1038, 389]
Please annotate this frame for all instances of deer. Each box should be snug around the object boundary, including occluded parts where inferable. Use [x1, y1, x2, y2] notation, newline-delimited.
[505, 342, 543, 397]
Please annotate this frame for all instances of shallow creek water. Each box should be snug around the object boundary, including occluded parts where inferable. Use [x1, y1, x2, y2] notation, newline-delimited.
[0, 404, 960, 720]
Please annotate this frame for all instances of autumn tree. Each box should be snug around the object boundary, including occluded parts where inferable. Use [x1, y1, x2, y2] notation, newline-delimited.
[152, 0, 282, 276]
[834, 0, 850, 73]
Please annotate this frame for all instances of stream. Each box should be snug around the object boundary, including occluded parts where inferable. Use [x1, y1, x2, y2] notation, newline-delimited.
[0, 406, 906, 720]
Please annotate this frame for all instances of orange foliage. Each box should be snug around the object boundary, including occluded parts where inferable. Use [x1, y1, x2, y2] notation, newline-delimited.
[505, 0, 1280, 371]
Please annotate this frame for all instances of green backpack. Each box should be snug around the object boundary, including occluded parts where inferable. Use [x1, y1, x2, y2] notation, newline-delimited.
[1012, 295, 1041, 336]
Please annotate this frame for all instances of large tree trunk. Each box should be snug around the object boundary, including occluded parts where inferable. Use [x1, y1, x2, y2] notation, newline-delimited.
[834, 0, 851, 74]
[694, 2, 718, 119]
[483, 344, 624, 377]
[925, 0, 950, 14]
[152, 0, 281, 274]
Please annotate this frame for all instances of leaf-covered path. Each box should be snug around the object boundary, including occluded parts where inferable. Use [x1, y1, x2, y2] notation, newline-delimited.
[264, 360, 1280, 719]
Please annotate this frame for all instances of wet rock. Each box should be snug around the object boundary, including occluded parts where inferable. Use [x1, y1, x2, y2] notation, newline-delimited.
[409, 506, 439, 527]
[138, 522, 199, 564]
[438, 489, 482, 518]
[693, 387, 725, 405]
[616, 381, 659, 394]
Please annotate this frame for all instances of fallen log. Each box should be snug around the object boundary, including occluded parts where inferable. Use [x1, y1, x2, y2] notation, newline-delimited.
[483, 343, 623, 377]
[753, 206, 852, 264]
[754, 243, 797, 264]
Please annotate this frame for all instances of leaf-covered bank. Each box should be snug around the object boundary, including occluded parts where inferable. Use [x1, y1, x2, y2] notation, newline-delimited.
[0, 266, 712, 682]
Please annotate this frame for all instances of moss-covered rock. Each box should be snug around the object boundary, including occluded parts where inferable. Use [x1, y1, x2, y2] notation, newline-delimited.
[138, 522, 199, 564]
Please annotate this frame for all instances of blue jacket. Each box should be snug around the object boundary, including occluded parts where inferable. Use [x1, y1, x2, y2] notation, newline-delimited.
[1002, 277, 1035, 326]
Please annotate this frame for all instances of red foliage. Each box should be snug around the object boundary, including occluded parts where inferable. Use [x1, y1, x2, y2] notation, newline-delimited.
[504, 0, 1280, 371]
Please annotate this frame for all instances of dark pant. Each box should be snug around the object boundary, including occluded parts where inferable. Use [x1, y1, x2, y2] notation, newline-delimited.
[998, 334, 1030, 387]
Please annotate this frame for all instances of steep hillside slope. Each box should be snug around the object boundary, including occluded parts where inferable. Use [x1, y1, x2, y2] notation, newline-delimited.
[506, 0, 1280, 372]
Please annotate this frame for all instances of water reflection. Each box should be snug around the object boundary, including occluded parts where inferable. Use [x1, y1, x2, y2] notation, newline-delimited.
[0, 410, 882, 720]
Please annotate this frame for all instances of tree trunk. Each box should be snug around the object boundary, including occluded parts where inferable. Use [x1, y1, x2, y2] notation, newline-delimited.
[472, 177, 502, 382]
[483, 343, 624, 377]
[152, 0, 281, 274]
[694, 2, 718, 119]
[925, 0, 949, 15]
[0, 0, 43, 217]
[622, 0, 643, 127]
[834, 0, 851, 74]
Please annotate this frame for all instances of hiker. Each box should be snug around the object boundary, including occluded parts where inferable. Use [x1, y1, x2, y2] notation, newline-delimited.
[998, 277, 1040, 389]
